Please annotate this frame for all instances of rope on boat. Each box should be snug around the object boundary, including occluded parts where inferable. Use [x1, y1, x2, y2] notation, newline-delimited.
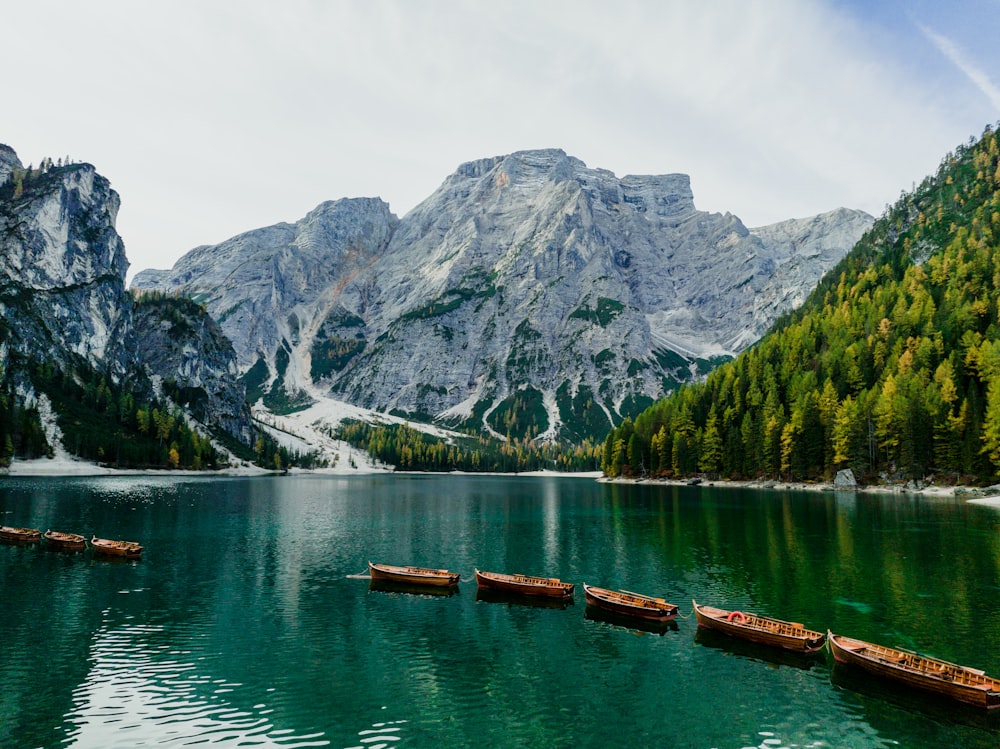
[676, 604, 695, 620]
[346, 571, 371, 579]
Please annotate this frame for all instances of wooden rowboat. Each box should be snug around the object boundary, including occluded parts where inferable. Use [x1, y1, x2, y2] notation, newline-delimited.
[583, 583, 678, 622]
[91, 536, 143, 558]
[43, 530, 87, 551]
[829, 631, 1000, 709]
[368, 561, 459, 587]
[0, 526, 42, 543]
[692, 599, 826, 653]
[475, 569, 574, 599]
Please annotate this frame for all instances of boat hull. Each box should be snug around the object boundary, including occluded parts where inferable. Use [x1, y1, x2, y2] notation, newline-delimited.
[829, 632, 1000, 709]
[475, 569, 574, 599]
[693, 600, 825, 653]
[43, 531, 87, 551]
[91, 537, 143, 558]
[583, 584, 678, 622]
[368, 562, 459, 587]
[0, 526, 42, 543]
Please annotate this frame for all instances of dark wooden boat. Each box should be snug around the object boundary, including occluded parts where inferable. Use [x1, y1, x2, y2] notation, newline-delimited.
[583, 583, 678, 622]
[368, 561, 459, 587]
[692, 599, 826, 653]
[43, 530, 87, 551]
[91, 536, 143, 558]
[0, 525, 42, 543]
[474, 569, 574, 599]
[829, 631, 1000, 709]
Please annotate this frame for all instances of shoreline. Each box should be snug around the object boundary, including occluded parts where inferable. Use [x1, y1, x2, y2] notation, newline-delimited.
[598, 475, 1000, 507]
[0, 455, 602, 481]
[4, 456, 999, 507]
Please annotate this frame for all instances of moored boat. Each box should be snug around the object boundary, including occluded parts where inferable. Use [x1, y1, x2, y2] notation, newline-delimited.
[0, 525, 42, 543]
[91, 536, 143, 558]
[368, 561, 460, 587]
[828, 631, 1000, 709]
[692, 599, 826, 653]
[43, 530, 87, 551]
[583, 583, 678, 622]
[474, 569, 574, 599]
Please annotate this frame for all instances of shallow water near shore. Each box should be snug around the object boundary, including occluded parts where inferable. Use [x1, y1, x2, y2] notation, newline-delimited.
[2, 474, 1000, 747]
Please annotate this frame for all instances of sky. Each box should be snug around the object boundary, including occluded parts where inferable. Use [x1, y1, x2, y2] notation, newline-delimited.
[3, 0, 999, 281]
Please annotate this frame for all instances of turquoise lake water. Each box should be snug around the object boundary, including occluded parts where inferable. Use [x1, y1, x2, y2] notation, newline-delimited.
[2, 474, 1000, 748]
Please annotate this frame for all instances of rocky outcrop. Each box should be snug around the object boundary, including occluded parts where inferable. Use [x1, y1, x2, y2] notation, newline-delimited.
[0, 143, 254, 453]
[135, 198, 398, 410]
[134, 149, 873, 440]
[0, 144, 19, 187]
[133, 294, 254, 444]
[0, 154, 134, 379]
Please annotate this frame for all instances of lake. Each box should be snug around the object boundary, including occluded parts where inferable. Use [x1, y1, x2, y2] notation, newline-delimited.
[2, 474, 1000, 748]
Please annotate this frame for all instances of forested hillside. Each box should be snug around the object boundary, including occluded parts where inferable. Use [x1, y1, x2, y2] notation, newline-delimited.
[602, 124, 1000, 485]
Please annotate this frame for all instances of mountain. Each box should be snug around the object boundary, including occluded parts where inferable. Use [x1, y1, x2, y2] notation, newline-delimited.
[133, 293, 254, 446]
[134, 149, 871, 442]
[0, 149, 134, 380]
[600, 123, 1000, 484]
[0, 145, 253, 467]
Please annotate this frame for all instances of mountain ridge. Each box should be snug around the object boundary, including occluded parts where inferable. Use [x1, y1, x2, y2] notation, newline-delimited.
[134, 148, 873, 442]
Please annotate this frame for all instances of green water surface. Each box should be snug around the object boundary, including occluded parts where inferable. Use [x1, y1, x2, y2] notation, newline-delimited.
[2, 475, 1000, 748]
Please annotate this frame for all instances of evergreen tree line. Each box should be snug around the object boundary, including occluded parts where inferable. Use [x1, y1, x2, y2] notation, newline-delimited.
[335, 420, 601, 473]
[0, 352, 316, 471]
[4, 156, 78, 200]
[30, 360, 224, 469]
[0, 384, 49, 466]
[602, 123, 1000, 485]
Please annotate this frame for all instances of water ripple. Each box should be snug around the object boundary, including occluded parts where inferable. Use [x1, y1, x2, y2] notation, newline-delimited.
[344, 720, 407, 749]
[63, 619, 332, 747]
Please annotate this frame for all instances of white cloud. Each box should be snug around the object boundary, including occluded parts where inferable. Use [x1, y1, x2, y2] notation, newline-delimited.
[1, 0, 995, 278]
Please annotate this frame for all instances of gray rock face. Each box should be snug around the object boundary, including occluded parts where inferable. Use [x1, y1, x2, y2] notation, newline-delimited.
[834, 468, 858, 489]
[0, 144, 254, 449]
[0, 144, 19, 187]
[745, 208, 875, 350]
[133, 295, 254, 444]
[0, 155, 135, 379]
[134, 149, 872, 439]
[135, 198, 398, 408]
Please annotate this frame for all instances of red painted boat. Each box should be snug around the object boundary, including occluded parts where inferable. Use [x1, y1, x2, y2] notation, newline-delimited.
[829, 631, 1000, 709]
[474, 569, 574, 599]
[693, 599, 826, 653]
[369, 561, 459, 587]
[583, 584, 678, 622]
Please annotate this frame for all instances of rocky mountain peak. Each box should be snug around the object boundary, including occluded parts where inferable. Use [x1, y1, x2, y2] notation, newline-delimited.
[134, 149, 872, 441]
[0, 144, 256, 459]
[0, 144, 21, 187]
[0, 154, 132, 377]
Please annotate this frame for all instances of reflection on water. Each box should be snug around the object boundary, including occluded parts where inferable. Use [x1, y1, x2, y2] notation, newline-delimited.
[693, 625, 821, 670]
[368, 579, 459, 597]
[66, 619, 332, 748]
[1, 475, 1000, 747]
[583, 605, 679, 636]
